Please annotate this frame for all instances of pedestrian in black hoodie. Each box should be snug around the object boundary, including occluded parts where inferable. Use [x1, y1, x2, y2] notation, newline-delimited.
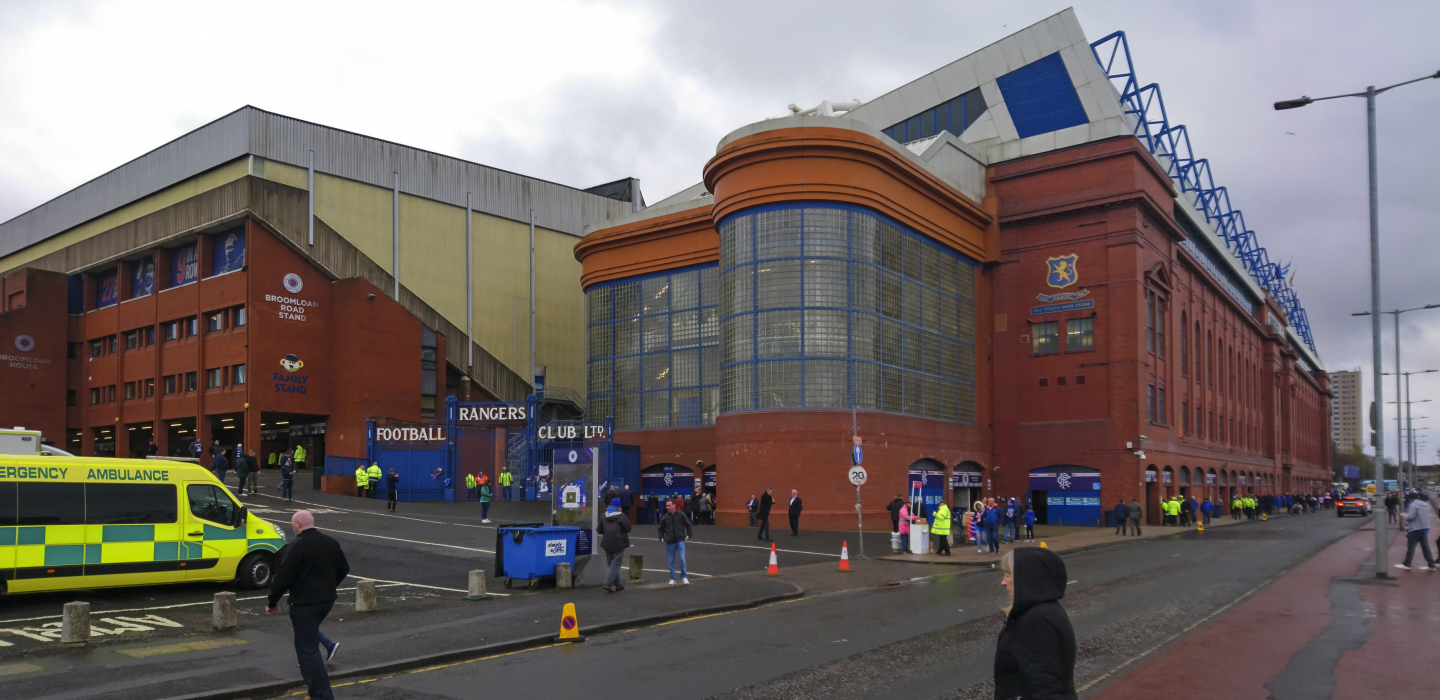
[994, 547, 1077, 700]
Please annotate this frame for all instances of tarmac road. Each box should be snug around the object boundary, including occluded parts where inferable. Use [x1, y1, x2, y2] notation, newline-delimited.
[326, 510, 1366, 699]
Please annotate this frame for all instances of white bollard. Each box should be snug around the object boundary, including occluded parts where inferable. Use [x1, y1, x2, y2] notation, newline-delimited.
[355, 580, 377, 612]
[61, 601, 90, 646]
[465, 569, 491, 600]
[628, 554, 644, 583]
[555, 562, 573, 589]
[213, 591, 237, 629]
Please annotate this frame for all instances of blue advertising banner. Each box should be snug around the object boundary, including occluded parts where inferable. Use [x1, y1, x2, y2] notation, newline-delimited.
[909, 470, 947, 510]
[1028, 470, 1102, 492]
[950, 471, 983, 487]
[1030, 299, 1094, 316]
[171, 243, 198, 287]
[641, 465, 694, 496]
[96, 268, 119, 308]
[131, 256, 156, 298]
[212, 228, 246, 275]
[1343, 465, 1360, 479]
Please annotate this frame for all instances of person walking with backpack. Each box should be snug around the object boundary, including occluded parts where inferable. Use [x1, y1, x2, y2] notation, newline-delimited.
[657, 499, 692, 585]
[598, 498, 633, 592]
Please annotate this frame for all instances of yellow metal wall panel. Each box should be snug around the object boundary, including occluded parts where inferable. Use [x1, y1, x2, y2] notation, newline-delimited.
[470, 211, 533, 379]
[398, 193, 466, 324]
[255, 157, 310, 190]
[0, 158, 250, 276]
[314, 173, 394, 273]
[535, 227, 586, 393]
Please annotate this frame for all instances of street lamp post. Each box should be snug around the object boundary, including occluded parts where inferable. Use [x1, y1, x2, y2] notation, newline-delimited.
[1381, 363, 1438, 488]
[1282, 69, 1440, 578]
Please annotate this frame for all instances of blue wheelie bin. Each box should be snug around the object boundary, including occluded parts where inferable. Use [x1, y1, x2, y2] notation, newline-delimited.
[495, 525, 580, 589]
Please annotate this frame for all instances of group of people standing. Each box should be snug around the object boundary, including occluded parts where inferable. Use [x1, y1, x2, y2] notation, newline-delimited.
[746, 488, 803, 540]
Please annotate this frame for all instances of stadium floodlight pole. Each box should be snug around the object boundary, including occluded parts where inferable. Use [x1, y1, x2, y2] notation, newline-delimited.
[1288, 72, 1440, 578]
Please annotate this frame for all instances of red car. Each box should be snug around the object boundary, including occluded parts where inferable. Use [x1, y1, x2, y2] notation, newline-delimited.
[1336, 495, 1372, 517]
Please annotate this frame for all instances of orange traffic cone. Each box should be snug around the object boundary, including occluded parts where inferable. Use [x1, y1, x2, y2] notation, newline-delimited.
[765, 543, 781, 576]
[837, 541, 852, 572]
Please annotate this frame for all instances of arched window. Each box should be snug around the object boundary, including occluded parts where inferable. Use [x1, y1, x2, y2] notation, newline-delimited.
[1180, 466, 1191, 485]
[1180, 312, 1188, 377]
[1207, 330, 1214, 387]
[1217, 338, 1225, 394]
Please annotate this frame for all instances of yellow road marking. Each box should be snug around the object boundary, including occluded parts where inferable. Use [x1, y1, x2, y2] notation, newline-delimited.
[118, 637, 249, 658]
[0, 662, 44, 677]
[654, 610, 740, 626]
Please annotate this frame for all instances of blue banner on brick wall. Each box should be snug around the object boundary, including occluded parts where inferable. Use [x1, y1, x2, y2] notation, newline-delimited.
[96, 268, 119, 308]
[1029, 470, 1102, 492]
[171, 243, 198, 286]
[213, 228, 246, 275]
[131, 256, 156, 298]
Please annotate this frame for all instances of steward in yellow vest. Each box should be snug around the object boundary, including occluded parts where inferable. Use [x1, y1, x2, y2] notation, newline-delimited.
[931, 502, 952, 556]
[355, 464, 370, 498]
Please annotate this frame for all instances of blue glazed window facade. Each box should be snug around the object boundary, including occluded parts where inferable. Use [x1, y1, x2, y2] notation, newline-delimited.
[586, 265, 721, 430]
[719, 204, 977, 423]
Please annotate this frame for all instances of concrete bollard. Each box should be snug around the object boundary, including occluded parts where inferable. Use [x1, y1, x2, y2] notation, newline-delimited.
[628, 554, 644, 583]
[61, 601, 90, 646]
[355, 580, 378, 612]
[555, 562, 573, 589]
[465, 569, 491, 601]
[213, 591, 237, 630]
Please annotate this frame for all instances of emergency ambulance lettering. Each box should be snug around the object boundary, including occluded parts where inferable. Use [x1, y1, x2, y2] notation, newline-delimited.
[85, 468, 170, 481]
[0, 466, 68, 480]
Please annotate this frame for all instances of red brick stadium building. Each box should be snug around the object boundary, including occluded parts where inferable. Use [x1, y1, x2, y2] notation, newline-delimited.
[574, 10, 1332, 529]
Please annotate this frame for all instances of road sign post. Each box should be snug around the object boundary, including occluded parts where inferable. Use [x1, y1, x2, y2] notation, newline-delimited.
[850, 448, 866, 559]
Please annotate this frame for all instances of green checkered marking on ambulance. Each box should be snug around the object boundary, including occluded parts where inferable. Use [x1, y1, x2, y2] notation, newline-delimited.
[86, 544, 102, 564]
[45, 545, 84, 566]
[0, 528, 13, 546]
[18, 527, 45, 545]
[247, 538, 285, 553]
[102, 525, 155, 542]
[153, 542, 205, 561]
[203, 524, 246, 540]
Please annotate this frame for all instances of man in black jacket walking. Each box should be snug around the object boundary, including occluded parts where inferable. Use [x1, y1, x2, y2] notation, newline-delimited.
[887, 495, 904, 533]
[788, 489, 804, 536]
[267, 510, 351, 700]
[757, 488, 775, 541]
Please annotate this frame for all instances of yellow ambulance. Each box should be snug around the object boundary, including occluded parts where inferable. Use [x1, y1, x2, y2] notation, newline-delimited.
[0, 454, 286, 595]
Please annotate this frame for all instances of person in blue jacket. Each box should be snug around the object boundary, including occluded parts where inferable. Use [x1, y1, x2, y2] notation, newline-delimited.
[983, 499, 1001, 554]
[1003, 499, 1018, 543]
[1023, 506, 1036, 541]
[1199, 497, 1215, 526]
[1113, 500, 1130, 535]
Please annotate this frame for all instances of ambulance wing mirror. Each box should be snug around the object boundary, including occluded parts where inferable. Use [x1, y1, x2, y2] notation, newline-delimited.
[234, 506, 248, 528]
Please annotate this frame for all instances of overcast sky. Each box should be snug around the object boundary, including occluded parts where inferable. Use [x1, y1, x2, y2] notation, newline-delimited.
[2, 0, 1437, 464]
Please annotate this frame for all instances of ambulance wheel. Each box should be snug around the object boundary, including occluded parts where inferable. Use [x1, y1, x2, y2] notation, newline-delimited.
[237, 553, 275, 589]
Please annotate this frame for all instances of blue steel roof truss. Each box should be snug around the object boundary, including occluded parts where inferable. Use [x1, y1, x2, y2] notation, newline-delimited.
[1090, 31, 1315, 352]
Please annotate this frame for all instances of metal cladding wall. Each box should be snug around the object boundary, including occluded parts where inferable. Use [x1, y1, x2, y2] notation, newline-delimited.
[0, 106, 634, 261]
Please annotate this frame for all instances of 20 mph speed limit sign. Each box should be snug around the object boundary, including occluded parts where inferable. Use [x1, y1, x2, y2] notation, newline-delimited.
[848, 466, 868, 486]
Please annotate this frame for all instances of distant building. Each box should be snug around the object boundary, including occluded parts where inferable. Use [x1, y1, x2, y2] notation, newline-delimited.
[1330, 370, 1362, 451]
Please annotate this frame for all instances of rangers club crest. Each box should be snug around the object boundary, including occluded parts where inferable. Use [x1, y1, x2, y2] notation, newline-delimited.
[14, 335, 35, 353]
[283, 273, 304, 293]
[1046, 254, 1079, 289]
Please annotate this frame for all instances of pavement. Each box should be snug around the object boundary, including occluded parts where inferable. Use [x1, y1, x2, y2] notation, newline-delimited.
[880, 511, 1278, 565]
[1089, 516, 1440, 700]
[221, 504, 1364, 699]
